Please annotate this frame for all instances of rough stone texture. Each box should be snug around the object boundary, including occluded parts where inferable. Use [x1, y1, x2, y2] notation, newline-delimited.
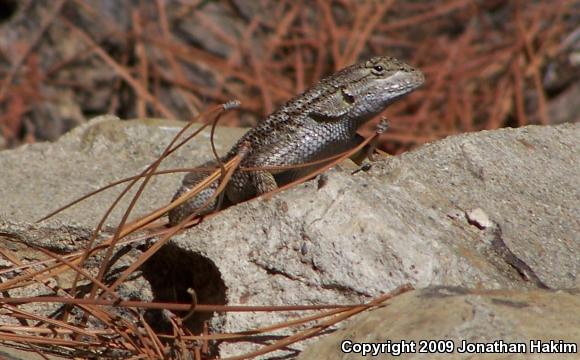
[0, 115, 245, 227]
[0, 118, 578, 358]
[0, 115, 246, 358]
[298, 287, 580, 360]
[157, 123, 578, 356]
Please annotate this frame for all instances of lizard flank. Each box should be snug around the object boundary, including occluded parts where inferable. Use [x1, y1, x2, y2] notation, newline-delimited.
[168, 56, 424, 225]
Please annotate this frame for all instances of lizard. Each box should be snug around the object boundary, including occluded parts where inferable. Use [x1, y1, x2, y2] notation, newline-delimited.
[168, 56, 424, 225]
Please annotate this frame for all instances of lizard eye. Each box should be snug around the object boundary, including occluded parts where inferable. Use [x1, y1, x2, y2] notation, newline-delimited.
[372, 64, 385, 75]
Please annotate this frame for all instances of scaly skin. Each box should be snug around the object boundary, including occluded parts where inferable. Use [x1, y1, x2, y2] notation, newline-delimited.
[169, 56, 424, 225]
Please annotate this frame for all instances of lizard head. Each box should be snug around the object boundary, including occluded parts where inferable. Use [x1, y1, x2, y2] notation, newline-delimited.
[338, 56, 425, 119]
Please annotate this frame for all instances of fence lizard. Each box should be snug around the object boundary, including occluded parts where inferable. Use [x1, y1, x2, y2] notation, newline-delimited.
[168, 56, 424, 225]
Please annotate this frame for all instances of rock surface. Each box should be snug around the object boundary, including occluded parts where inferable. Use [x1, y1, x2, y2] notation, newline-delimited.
[298, 287, 580, 359]
[0, 117, 578, 358]
[0, 115, 245, 227]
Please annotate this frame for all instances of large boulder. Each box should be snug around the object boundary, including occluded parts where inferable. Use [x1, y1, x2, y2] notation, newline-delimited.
[0, 117, 577, 358]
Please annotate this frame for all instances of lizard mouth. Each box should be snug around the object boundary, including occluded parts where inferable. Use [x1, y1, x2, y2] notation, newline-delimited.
[389, 70, 425, 89]
[380, 70, 425, 99]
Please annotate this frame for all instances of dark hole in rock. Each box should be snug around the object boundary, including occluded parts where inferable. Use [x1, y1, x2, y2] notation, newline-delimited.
[142, 244, 227, 338]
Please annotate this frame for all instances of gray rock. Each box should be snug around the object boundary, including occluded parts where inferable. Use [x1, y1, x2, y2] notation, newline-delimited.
[298, 287, 580, 359]
[157, 123, 579, 356]
[0, 117, 578, 358]
[0, 115, 245, 227]
[0, 115, 246, 357]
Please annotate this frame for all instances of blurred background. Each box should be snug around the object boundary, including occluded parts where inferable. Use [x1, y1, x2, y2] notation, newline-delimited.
[0, 0, 578, 153]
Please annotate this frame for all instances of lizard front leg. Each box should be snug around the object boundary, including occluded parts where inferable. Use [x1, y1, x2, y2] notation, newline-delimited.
[349, 119, 390, 166]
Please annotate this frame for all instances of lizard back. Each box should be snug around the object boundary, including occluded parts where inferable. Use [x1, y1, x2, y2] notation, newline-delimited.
[168, 56, 424, 224]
